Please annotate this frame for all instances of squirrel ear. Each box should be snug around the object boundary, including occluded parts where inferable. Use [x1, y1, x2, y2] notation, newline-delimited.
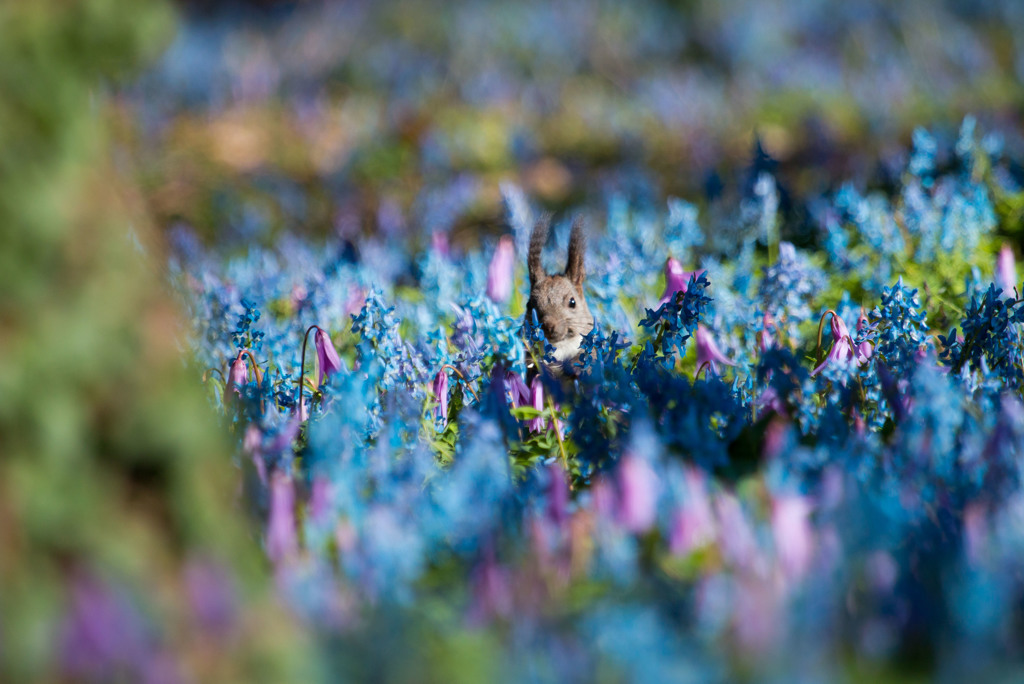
[566, 215, 585, 287]
[528, 214, 551, 287]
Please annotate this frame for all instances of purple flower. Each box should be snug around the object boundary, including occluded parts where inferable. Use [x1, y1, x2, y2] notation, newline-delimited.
[998, 244, 1017, 294]
[184, 558, 237, 635]
[315, 328, 344, 385]
[771, 495, 814, 581]
[669, 467, 715, 555]
[59, 575, 157, 681]
[714, 494, 759, 570]
[616, 453, 659, 533]
[695, 325, 734, 375]
[267, 472, 298, 565]
[811, 311, 866, 376]
[504, 370, 530, 409]
[547, 462, 569, 528]
[243, 425, 267, 484]
[432, 370, 449, 428]
[660, 256, 699, 306]
[486, 235, 516, 303]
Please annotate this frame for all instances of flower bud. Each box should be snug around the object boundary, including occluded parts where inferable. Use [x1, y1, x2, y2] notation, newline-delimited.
[225, 357, 248, 401]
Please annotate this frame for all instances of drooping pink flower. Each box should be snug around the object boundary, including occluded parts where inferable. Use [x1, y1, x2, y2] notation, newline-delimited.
[714, 493, 759, 570]
[243, 425, 267, 485]
[732, 575, 782, 653]
[226, 357, 249, 399]
[811, 312, 867, 376]
[528, 375, 546, 432]
[315, 328, 344, 385]
[267, 472, 298, 565]
[771, 495, 814, 582]
[432, 370, 449, 427]
[695, 325, 735, 375]
[669, 467, 715, 555]
[547, 462, 569, 528]
[486, 235, 516, 303]
[998, 244, 1017, 295]
[590, 477, 616, 520]
[660, 257, 699, 306]
[616, 454, 659, 533]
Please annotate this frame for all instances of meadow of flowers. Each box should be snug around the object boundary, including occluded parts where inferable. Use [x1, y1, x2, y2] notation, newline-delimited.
[172, 113, 1024, 681]
[7, 0, 1024, 682]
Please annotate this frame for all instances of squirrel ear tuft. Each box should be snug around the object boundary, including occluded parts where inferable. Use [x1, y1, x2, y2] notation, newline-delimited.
[528, 214, 551, 287]
[566, 215, 586, 287]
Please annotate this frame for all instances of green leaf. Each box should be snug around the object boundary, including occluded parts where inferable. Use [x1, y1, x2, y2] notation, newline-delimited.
[510, 405, 542, 420]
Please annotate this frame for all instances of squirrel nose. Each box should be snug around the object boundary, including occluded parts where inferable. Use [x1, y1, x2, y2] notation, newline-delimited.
[541, 321, 562, 340]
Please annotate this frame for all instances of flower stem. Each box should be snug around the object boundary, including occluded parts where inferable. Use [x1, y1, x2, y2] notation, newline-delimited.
[297, 324, 323, 420]
[546, 394, 569, 470]
[202, 367, 225, 383]
[815, 310, 839, 367]
[439, 363, 481, 404]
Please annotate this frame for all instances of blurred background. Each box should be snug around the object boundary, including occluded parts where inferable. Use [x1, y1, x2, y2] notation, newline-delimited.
[123, 0, 1024, 250]
[2, 0, 1024, 681]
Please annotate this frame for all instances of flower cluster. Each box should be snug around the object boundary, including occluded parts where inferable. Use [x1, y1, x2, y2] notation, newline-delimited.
[158, 115, 1024, 680]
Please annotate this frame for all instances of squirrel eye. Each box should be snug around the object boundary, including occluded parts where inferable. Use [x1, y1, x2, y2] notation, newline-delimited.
[569, 297, 576, 309]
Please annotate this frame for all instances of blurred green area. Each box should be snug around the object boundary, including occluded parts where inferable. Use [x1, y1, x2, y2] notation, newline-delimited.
[0, 1, 311, 681]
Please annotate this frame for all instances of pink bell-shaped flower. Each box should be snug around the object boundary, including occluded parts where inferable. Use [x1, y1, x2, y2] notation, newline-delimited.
[528, 375, 546, 432]
[225, 356, 249, 401]
[771, 495, 814, 582]
[660, 257, 699, 306]
[616, 454, 659, 533]
[431, 370, 449, 428]
[266, 472, 298, 565]
[811, 311, 867, 376]
[998, 244, 1017, 295]
[669, 467, 715, 555]
[695, 325, 735, 375]
[486, 235, 516, 303]
[314, 328, 344, 385]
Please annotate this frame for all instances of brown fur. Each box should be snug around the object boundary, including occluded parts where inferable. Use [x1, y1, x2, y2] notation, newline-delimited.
[526, 215, 594, 375]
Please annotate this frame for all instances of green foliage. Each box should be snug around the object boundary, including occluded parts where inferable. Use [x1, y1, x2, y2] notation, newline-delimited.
[0, 1, 312, 681]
